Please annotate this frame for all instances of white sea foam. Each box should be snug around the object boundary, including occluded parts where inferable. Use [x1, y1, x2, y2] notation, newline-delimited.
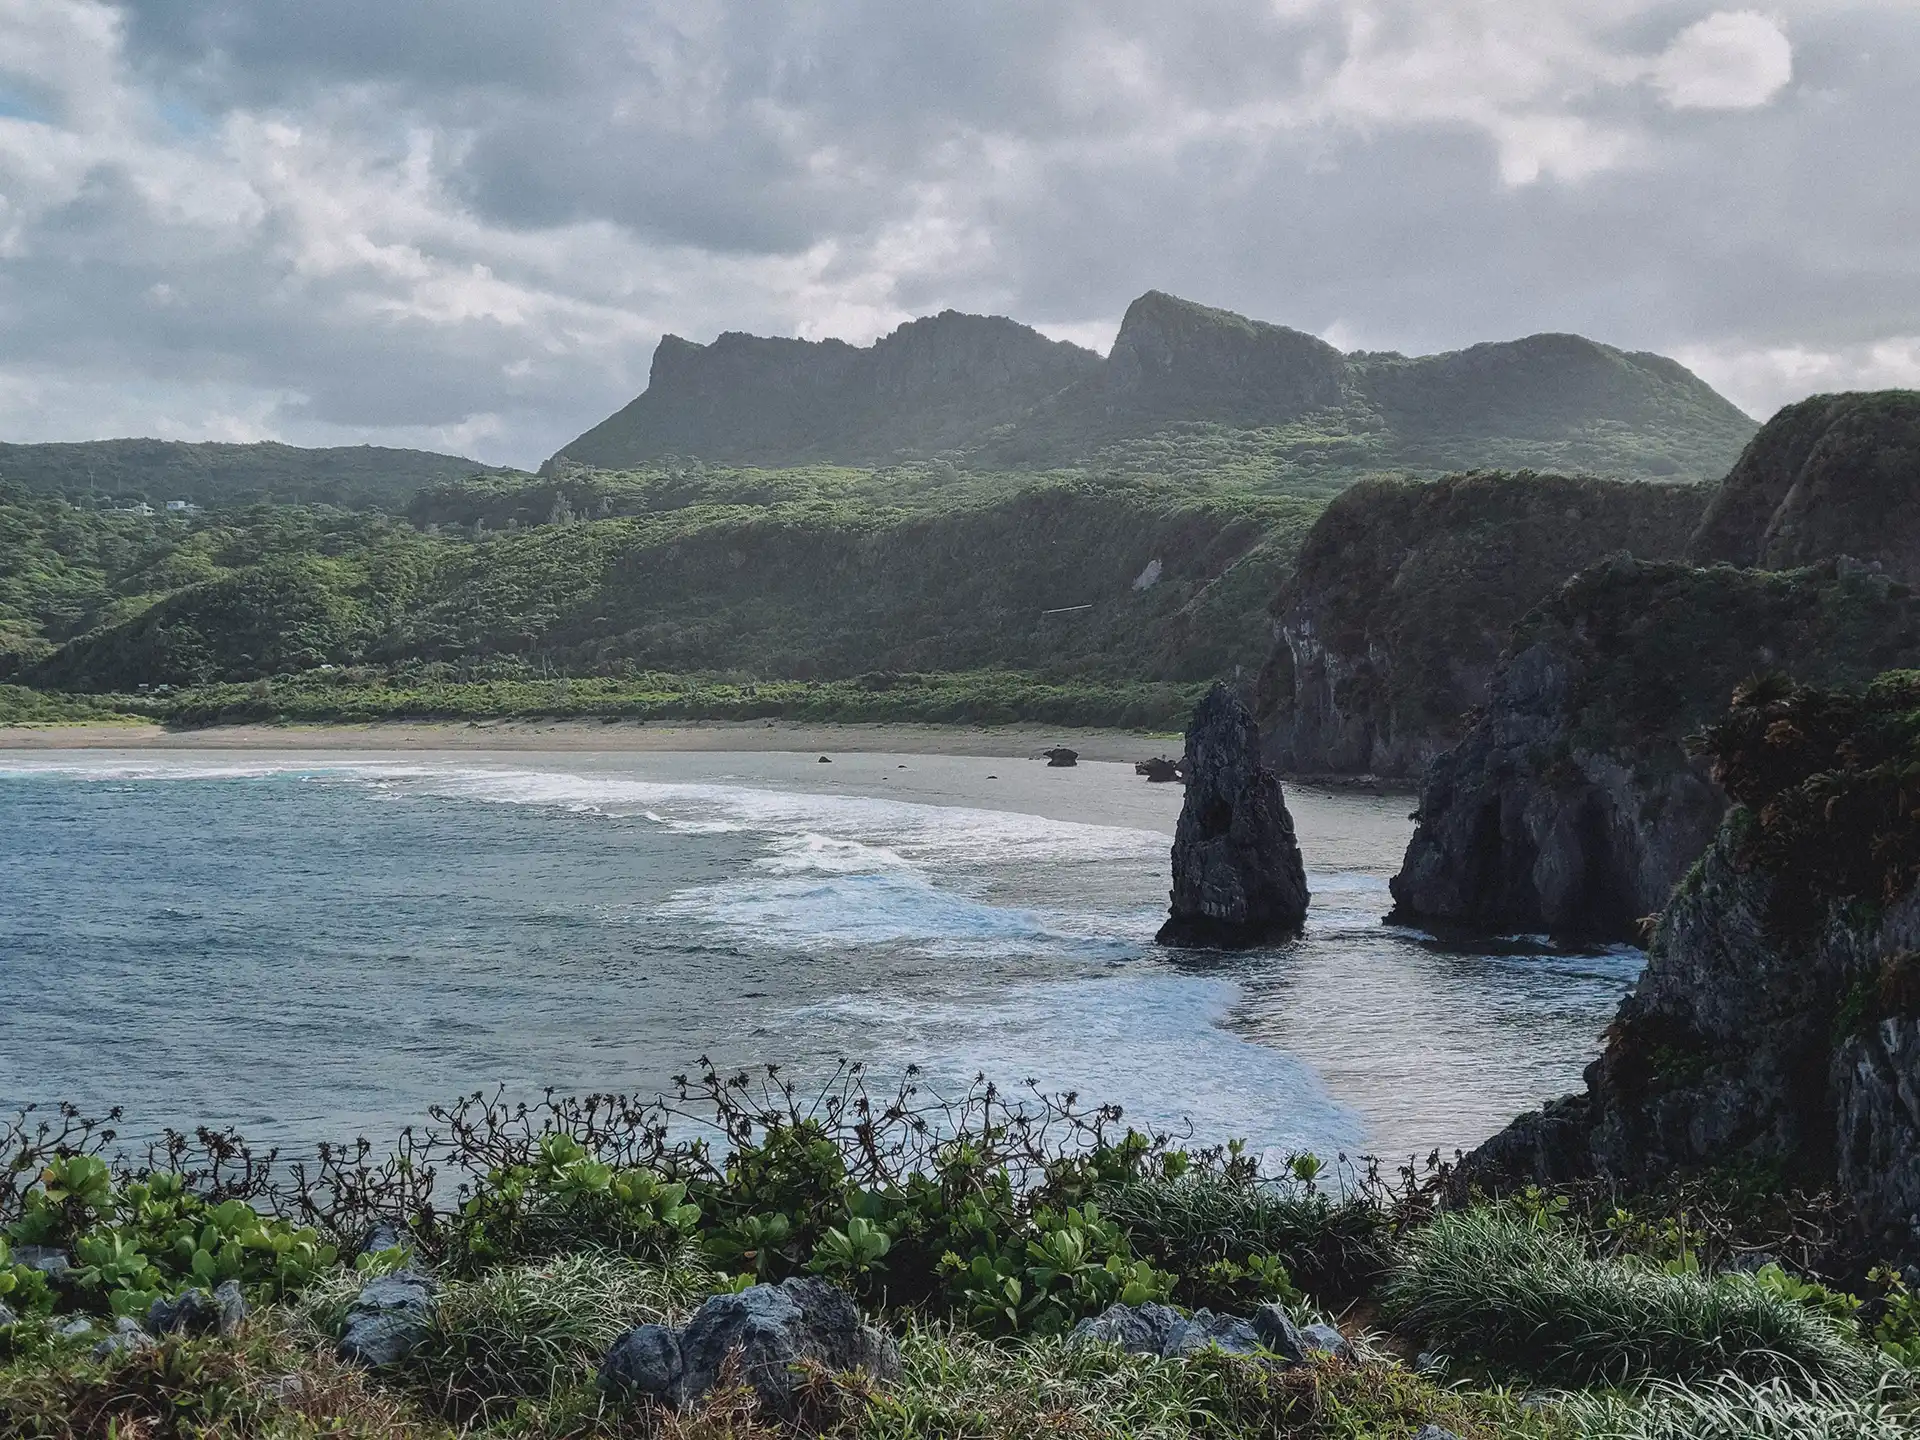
[805, 974, 1368, 1160]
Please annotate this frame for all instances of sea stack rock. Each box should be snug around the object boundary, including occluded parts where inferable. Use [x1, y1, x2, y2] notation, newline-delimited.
[1156, 684, 1309, 948]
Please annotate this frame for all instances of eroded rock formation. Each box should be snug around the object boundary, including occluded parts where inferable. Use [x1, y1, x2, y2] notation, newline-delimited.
[1389, 557, 1920, 940]
[1463, 674, 1920, 1264]
[1256, 472, 1706, 778]
[1157, 683, 1309, 948]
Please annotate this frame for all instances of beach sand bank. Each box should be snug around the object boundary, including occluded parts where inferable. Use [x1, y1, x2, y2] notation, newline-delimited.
[0, 717, 1179, 762]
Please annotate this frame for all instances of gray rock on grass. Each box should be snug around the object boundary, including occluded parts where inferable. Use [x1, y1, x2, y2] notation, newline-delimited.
[12, 1245, 71, 1277]
[92, 1316, 156, 1360]
[1074, 1301, 1351, 1365]
[1299, 1321, 1352, 1361]
[149, 1279, 247, 1338]
[602, 1277, 898, 1415]
[338, 1269, 438, 1367]
[1414, 1427, 1465, 1440]
[601, 1323, 688, 1408]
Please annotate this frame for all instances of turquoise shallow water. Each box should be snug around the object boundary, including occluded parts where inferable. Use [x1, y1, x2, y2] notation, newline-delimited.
[0, 749, 1644, 1166]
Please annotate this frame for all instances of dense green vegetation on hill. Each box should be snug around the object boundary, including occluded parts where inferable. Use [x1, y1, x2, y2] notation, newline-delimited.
[0, 468, 1315, 719]
[0, 438, 519, 509]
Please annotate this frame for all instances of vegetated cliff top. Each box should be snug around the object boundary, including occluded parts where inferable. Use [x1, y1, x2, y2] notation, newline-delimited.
[1509, 555, 1920, 759]
[1688, 389, 1920, 581]
[0, 438, 520, 509]
[1254, 470, 1707, 777]
[550, 290, 1758, 483]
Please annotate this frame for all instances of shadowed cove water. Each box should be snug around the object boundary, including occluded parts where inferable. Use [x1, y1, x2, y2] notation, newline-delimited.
[0, 750, 1642, 1167]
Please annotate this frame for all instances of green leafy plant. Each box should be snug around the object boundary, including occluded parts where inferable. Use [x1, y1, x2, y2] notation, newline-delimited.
[4, 1161, 336, 1320]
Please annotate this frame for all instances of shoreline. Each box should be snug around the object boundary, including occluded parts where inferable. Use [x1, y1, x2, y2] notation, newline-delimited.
[0, 716, 1182, 762]
[0, 718, 1417, 789]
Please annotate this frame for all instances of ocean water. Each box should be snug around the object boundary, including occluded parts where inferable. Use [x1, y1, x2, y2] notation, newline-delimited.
[0, 749, 1644, 1167]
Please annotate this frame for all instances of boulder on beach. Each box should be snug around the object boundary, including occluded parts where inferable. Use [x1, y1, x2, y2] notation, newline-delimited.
[1156, 684, 1309, 948]
[1044, 746, 1079, 767]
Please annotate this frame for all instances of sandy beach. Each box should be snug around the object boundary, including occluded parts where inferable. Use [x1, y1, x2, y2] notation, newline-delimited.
[0, 717, 1180, 762]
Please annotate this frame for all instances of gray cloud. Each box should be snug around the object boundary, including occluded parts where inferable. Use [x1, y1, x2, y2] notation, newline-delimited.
[0, 1, 1916, 468]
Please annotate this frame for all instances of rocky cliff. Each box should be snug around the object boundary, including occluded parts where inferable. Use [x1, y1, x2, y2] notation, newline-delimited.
[552, 292, 1756, 480]
[1464, 672, 1920, 1265]
[1389, 558, 1920, 940]
[1157, 683, 1309, 948]
[556, 312, 1102, 468]
[1255, 473, 1707, 778]
[1688, 390, 1920, 581]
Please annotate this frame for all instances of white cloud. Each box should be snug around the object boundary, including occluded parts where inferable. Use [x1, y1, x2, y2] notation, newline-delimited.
[0, 1, 1907, 467]
[1676, 336, 1920, 420]
[1653, 11, 1793, 110]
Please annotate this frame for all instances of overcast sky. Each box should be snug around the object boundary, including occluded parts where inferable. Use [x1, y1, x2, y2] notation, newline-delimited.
[1, 1, 1916, 468]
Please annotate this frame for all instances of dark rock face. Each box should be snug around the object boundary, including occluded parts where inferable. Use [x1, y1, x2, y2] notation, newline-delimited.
[1462, 670, 1920, 1264]
[1689, 391, 1920, 581]
[602, 1278, 898, 1415]
[1255, 473, 1706, 779]
[1390, 558, 1920, 940]
[1100, 291, 1348, 428]
[1466, 818, 1920, 1263]
[11, 1245, 70, 1277]
[338, 1269, 439, 1368]
[556, 311, 1102, 468]
[1156, 684, 1308, 948]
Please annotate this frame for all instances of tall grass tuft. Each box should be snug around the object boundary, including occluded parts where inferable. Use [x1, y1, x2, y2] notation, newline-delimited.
[852, 1324, 1542, 1440]
[1564, 1375, 1920, 1440]
[1096, 1174, 1393, 1301]
[405, 1250, 699, 1423]
[1383, 1208, 1872, 1388]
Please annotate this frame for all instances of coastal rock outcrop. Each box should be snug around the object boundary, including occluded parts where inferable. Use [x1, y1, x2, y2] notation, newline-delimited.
[601, 1277, 898, 1415]
[1068, 1300, 1346, 1361]
[1688, 390, 1920, 581]
[338, 1268, 439, 1368]
[1156, 683, 1309, 948]
[1390, 557, 1920, 940]
[1255, 472, 1706, 778]
[1462, 673, 1920, 1264]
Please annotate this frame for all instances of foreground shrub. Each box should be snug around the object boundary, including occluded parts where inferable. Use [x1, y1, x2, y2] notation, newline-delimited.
[1384, 1208, 1872, 1387]
[2, 1137, 337, 1321]
[1563, 1375, 1920, 1440]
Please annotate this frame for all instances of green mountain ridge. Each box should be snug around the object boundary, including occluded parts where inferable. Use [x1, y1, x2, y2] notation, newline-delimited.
[0, 438, 522, 510]
[553, 290, 1760, 484]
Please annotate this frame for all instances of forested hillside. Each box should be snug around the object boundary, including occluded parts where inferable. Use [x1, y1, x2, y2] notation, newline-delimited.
[0, 439, 519, 509]
[2, 470, 1316, 726]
